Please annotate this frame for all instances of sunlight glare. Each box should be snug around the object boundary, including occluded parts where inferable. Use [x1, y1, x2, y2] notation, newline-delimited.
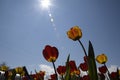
[40, 0, 51, 9]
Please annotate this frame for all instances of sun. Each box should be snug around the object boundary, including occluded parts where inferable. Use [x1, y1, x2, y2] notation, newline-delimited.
[40, 0, 51, 9]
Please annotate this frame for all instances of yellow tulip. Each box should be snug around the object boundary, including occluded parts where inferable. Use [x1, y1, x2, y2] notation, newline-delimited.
[15, 67, 24, 75]
[96, 54, 107, 64]
[67, 26, 82, 41]
[0, 65, 8, 71]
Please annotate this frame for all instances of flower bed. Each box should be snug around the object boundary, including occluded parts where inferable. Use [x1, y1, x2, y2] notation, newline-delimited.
[0, 26, 120, 80]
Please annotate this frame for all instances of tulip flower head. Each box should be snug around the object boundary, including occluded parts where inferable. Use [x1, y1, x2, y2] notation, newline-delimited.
[57, 66, 66, 76]
[96, 54, 107, 64]
[43, 45, 59, 62]
[68, 60, 80, 75]
[31, 71, 45, 80]
[82, 75, 90, 80]
[110, 72, 118, 79]
[15, 67, 25, 76]
[98, 66, 107, 73]
[0, 65, 8, 71]
[79, 62, 88, 71]
[67, 26, 82, 41]
[39, 71, 45, 77]
[49, 74, 57, 80]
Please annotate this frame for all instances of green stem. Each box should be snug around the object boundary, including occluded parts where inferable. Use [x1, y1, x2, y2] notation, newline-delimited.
[52, 61, 58, 80]
[78, 39, 88, 57]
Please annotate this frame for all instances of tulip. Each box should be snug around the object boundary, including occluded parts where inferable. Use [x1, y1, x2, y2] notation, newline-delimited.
[110, 72, 117, 79]
[57, 66, 66, 76]
[31, 71, 45, 80]
[42, 45, 59, 62]
[15, 67, 24, 75]
[68, 60, 80, 76]
[43, 45, 59, 80]
[96, 54, 107, 64]
[67, 26, 82, 41]
[39, 71, 45, 78]
[79, 62, 88, 71]
[98, 66, 107, 73]
[83, 56, 88, 63]
[49, 74, 57, 80]
[0, 65, 8, 71]
[67, 26, 88, 58]
[82, 75, 90, 80]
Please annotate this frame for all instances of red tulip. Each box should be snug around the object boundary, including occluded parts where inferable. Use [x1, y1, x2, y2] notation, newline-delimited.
[79, 62, 88, 71]
[42, 45, 59, 62]
[83, 56, 88, 63]
[49, 74, 57, 80]
[57, 66, 66, 76]
[68, 60, 80, 75]
[82, 75, 90, 80]
[110, 72, 117, 79]
[98, 66, 107, 73]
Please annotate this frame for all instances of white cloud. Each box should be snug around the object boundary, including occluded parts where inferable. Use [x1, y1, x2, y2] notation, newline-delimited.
[39, 64, 54, 80]
[39, 64, 54, 74]
[108, 65, 119, 73]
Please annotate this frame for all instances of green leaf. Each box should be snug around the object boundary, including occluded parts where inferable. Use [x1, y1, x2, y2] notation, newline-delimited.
[88, 41, 98, 80]
[23, 66, 34, 80]
[65, 54, 70, 80]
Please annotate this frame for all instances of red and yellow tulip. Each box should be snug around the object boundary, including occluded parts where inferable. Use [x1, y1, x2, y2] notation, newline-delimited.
[57, 66, 66, 76]
[68, 60, 80, 76]
[42, 45, 59, 62]
[79, 62, 88, 71]
[67, 26, 82, 41]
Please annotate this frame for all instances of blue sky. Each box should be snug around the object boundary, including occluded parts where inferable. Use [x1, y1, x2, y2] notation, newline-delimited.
[0, 0, 120, 74]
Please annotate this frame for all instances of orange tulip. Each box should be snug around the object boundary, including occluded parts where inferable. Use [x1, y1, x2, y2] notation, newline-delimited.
[67, 26, 82, 41]
[42, 45, 59, 62]
[96, 54, 107, 64]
